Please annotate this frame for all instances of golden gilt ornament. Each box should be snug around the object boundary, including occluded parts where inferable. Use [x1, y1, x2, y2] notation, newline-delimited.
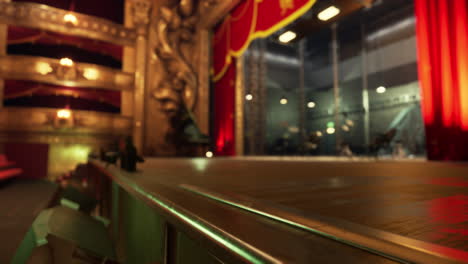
[279, 0, 295, 15]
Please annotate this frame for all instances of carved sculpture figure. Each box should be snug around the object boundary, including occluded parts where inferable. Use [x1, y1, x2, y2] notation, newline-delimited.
[152, 0, 199, 115]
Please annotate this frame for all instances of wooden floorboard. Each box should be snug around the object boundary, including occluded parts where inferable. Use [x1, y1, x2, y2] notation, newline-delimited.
[0, 179, 58, 264]
[139, 158, 468, 261]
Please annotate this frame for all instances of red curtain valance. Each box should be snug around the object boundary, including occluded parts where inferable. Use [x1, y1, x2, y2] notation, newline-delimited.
[212, 0, 316, 82]
[415, 0, 468, 160]
[8, 26, 123, 61]
[4, 80, 121, 107]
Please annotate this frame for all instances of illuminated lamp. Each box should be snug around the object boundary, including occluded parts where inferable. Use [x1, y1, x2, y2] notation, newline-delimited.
[64, 13, 78, 25]
[280, 96, 288, 105]
[245, 94, 253, 101]
[307, 101, 316, 108]
[318, 6, 340, 21]
[57, 109, 72, 119]
[376, 86, 386, 94]
[205, 151, 214, 158]
[60, 58, 74, 67]
[326, 127, 336, 134]
[279, 31, 297, 43]
[83, 68, 99, 80]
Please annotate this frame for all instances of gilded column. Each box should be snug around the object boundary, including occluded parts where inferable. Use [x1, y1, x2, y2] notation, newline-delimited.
[129, 0, 151, 151]
[122, 0, 136, 117]
[235, 55, 245, 156]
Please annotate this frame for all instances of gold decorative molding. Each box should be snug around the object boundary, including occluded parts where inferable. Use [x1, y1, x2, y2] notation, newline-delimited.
[144, 0, 234, 156]
[198, 0, 241, 28]
[0, 107, 132, 144]
[129, 0, 152, 35]
[127, 0, 152, 151]
[235, 55, 245, 156]
[0, 1, 137, 46]
[152, 0, 201, 115]
[0, 55, 134, 91]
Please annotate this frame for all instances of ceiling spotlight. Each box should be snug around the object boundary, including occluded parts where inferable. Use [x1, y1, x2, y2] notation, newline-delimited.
[342, 124, 350, 132]
[318, 6, 340, 21]
[326, 127, 336, 134]
[63, 13, 78, 25]
[245, 94, 253, 101]
[279, 31, 297, 43]
[205, 151, 214, 158]
[307, 101, 316, 108]
[60, 58, 74, 67]
[376, 86, 386, 94]
[280, 97, 288, 105]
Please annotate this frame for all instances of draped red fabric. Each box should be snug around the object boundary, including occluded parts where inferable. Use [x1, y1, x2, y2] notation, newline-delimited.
[7, 26, 123, 61]
[415, 0, 468, 160]
[213, 62, 236, 156]
[212, 0, 316, 156]
[212, 0, 316, 81]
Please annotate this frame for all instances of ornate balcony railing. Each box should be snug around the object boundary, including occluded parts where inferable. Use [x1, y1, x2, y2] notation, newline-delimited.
[0, 55, 134, 91]
[0, 107, 132, 144]
[0, 1, 137, 46]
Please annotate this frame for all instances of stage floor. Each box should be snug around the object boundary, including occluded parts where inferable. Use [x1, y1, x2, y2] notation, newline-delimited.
[138, 158, 467, 263]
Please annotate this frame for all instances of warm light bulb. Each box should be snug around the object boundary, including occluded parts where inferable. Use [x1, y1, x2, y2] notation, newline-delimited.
[279, 31, 297, 43]
[342, 124, 350, 132]
[83, 68, 99, 80]
[316, 131, 323, 137]
[245, 94, 253, 101]
[318, 6, 340, 21]
[280, 98, 288, 105]
[376, 86, 386, 94]
[307, 101, 316, 108]
[60, 58, 74, 67]
[36, 62, 53, 75]
[326, 127, 336, 134]
[64, 13, 78, 25]
[205, 151, 213, 158]
[57, 109, 72, 119]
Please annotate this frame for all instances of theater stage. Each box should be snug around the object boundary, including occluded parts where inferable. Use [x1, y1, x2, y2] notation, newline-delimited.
[93, 158, 468, 263]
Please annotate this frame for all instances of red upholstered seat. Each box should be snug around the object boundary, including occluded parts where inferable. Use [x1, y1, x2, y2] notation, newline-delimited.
[0, 154, 23, 181]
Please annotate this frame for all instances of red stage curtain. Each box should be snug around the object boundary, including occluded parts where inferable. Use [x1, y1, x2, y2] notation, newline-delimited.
[213, 0, 316, 81]
[415, 0, 468, 160]
[213, 62, 236, 156]
[212, 0, 316, 156]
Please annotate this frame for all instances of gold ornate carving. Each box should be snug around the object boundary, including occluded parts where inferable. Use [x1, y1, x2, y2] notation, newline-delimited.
[131, 0, 151, 26]
[0, 1, 137, 46]
[0, 55, 134, 91]
[151, 0, 227, 116]
[152, 0, 201, 116]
